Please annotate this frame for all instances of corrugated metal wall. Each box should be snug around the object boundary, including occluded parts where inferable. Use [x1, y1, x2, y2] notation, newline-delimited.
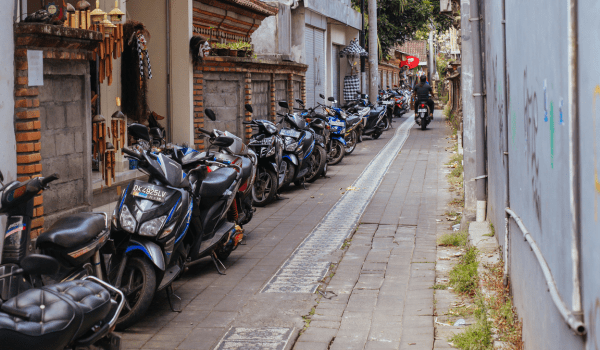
[472, 0, 600, 348]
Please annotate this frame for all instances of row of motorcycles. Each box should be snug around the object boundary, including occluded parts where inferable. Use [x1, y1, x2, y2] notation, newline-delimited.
[0, 91, 414, 349]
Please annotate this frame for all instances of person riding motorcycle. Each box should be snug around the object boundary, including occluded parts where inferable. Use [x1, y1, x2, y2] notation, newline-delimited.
[413, 75, 435, 117]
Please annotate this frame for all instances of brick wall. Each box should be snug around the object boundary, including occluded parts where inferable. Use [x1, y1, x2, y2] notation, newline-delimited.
[13, 24, 100, 237]
[193, 56, 307, 149]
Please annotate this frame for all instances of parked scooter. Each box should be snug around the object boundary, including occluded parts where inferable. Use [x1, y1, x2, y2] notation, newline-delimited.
[296, 98, 329, 180]
[343, 105, 369, 155]
[357, 95, 386, 140]
[171, 107, 257, 226]
[277, 101, 319, 188]
[0, 170, 125, 350]
[110, 136, 242, 330]
[245, 111, 284, 207]
[0, 173, 111, 300]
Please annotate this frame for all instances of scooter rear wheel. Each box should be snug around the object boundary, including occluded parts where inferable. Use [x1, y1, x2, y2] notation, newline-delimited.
[114, 256, 156, 331]
[372, 131, 382, 140]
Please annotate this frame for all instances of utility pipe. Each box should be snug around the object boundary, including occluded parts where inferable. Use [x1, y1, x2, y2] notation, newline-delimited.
[567, 0, 583, 322]
[470, 0, 487, 204]
[501, 0, 510, 286]
[367, 0, 378, 104]
[166, 0, 172, 143]
[505, 208, 586, 335]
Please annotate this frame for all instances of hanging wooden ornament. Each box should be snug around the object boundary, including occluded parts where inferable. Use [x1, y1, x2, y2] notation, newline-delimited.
[105, 142, 116, 187]
[111, 111, 126, 150]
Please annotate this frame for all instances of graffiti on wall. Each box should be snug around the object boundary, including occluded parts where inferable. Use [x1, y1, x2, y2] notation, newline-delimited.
[523, 68, 542, 226]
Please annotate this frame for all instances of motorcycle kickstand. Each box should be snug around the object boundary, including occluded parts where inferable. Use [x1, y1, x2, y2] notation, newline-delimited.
[302, 178, 308, 190]
[211, 252, 227, 275]
[166, 285, 182, 312]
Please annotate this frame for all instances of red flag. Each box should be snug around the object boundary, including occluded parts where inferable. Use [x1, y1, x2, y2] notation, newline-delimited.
[400, 56, 420, 70]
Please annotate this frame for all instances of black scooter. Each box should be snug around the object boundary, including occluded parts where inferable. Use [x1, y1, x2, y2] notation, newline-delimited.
[0, 170, 125, 350]
[358, 95, 387, 140]
[109, 135, 241, 330]
[245, 107, 283, 207]
[0, 173, 111, 301]
[277, 101, 317, 188]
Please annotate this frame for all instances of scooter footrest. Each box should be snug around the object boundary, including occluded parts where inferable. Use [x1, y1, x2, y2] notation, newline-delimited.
[157, 265, 182, 292]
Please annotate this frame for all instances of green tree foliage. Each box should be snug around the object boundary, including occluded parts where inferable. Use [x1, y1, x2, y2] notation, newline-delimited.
[352, 0, 453, 60]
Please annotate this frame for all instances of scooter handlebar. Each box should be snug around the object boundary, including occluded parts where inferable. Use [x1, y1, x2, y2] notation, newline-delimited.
[41, 173, 59, 187]
[198, 128, 215, 137]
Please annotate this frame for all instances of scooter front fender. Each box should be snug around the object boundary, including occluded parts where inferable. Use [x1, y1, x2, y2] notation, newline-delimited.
[126, 238, 165, 271]
[283, 154, 299, 166]
[332, 136, 347, 146]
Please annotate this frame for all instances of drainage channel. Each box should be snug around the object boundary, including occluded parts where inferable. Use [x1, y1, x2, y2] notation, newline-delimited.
[261, 116, 416, 294]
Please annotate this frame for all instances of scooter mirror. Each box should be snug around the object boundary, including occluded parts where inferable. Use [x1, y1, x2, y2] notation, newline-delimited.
[128, 123, 151, 142]
[255, 134, 266, 141]
[278, 101, 289, 110]
[0, 170, 3, 184]
[245, 104, 253, 113]
[295, 99, 304, 106]
[212, 136, 235, 148]
[319, 93, 325, 99]
[205, 109, 217, 121]
[328, 97, 335, 102]
[21, 254, 60, 275]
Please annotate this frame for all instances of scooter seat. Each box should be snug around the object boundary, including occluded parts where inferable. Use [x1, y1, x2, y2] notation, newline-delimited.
[346, 115, 362, 126]
[44, 280, 111, 338]
[0, 287, 82, 350]
[36, 213, 106, 250]
[199, 168, 237, 197]
[241, 157, 252, 181]
[369, 106, 386, 117]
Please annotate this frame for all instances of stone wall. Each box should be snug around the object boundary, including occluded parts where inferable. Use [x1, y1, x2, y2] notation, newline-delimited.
[203, 72, 245, 137]
[39, 60, 92, 228]
[192, 56, 307, 150]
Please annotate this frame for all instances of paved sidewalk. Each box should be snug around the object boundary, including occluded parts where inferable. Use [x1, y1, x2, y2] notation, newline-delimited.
[294, 112, 452, 350]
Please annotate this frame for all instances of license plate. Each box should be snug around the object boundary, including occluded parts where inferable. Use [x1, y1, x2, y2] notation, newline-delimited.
[280, 129, 301, 138]
[132, 185, 167, 202]
[418, 109, 427, 112]
[330, 121, 345, 127]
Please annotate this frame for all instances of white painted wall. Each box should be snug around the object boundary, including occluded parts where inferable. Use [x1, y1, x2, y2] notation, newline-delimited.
[1, 2, 17, 182]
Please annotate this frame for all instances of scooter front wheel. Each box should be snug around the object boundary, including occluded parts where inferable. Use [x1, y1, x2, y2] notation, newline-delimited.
[344, 130, 358, 155]
[306, 145, 326, 183]
[114, 256, 156, 331]
[328, 140, 345, 165]
[252, 167, 278, 207]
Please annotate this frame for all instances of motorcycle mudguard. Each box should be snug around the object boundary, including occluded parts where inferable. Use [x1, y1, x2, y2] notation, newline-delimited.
[126, 238, 166, 271]
[332, 136, 347, 146]
[269, 162, 279, 174]
[283, 154, 298, 166]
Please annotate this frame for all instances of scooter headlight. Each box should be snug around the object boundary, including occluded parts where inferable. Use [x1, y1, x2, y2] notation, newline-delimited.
[265, 145, 276, 157]
[119, 205, 137, 233]
[139, 215, 167, 237]
[285, 137, 297, 151]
